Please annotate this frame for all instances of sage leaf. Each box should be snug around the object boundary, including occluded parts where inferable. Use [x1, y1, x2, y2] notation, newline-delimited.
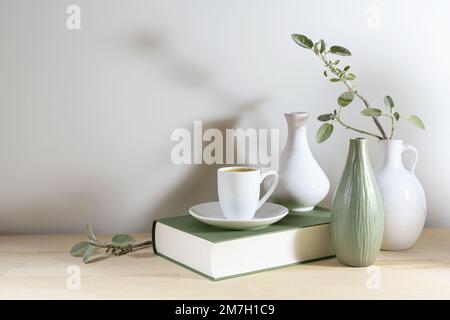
[338, 91, 354, 107]
[291, 34, 313, 49]
[86, 224, 96, 241]
[313, 41, 320, 54]
[70, 241, 90, 257]
[83, 246, 97, 263]
[319, 39, 326, 54]
[343, 65, 350, 72]
[323, 70, 328, 77]
[384, 95, 394, 109]
[345, 75, 355, 81]
[393, 112, 400, 121]
[112, 234, 136, 246]
[317, 113, 334, 122]
[89, 240, 101, 246]
[408, 115, 425, 129]
[329, 45, 351, 56]
[316, 123, 334, 143]
[334, 60, 340, 65]
[361, 108, 382, 117]
[330, 78, 340, 82]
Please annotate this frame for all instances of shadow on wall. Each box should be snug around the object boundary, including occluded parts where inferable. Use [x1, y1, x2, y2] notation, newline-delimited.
[132, 31, 269, 223]
[142, 99, 270, 224]
[0, 30, 269, 234]
[147, 99, 269, 222]
[148, 117, 236, 222]
[128, 30, 263, 107]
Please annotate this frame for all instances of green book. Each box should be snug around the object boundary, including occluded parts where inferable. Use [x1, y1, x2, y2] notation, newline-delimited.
[152, 207, 334, 280]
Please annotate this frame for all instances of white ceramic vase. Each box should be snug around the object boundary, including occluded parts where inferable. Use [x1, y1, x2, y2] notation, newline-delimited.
[375, 140, 427, 250]
[269, 112, 330, 211]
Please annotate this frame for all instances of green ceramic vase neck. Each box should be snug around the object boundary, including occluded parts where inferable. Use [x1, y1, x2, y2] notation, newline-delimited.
[346, 138, 370, 168]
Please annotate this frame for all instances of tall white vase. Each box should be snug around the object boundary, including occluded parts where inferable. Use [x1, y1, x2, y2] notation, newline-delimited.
[270, 112, 330, 211]
[375, 140, 427, 250]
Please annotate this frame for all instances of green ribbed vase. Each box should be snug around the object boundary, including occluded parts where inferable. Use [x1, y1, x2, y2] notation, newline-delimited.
[331, 138, 384, 267]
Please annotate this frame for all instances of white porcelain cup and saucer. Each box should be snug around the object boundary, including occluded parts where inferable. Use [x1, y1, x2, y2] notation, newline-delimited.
[189, 166, 288, 230]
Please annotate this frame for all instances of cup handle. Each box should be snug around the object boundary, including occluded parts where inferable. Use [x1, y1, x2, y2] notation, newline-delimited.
[402, 143, 418, 173]
[257, 170, 279, 210]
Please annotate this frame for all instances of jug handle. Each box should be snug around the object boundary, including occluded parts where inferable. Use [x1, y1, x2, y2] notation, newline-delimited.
[402, 143, 418, 172]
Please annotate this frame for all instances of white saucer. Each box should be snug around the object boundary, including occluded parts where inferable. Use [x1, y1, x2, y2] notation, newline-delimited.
[189, 202, 289, 230]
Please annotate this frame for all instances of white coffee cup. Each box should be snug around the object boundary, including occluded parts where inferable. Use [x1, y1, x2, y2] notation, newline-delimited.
[217, 167, 279, 220]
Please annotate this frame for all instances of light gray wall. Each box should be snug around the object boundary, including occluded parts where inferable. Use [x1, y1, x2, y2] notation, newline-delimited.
[1, 0, 448, 234]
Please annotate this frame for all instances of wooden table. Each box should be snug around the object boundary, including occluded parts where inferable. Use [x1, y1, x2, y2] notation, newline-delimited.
[1, 228, 449, 299]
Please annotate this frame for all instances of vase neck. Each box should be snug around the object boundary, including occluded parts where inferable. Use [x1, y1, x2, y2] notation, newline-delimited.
[285, 112, 310, 150]
[346, 138, 371, 168]
[379, 140, 404, 169]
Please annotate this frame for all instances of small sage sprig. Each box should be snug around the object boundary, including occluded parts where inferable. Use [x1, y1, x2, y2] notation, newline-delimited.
[291, 34, 425, 143]
[70, 224, 152, 263]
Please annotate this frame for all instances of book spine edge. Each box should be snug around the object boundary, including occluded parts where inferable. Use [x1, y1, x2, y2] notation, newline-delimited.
[152, 220, 158, 255]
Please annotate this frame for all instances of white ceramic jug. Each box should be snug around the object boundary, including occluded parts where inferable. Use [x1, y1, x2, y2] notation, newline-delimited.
[375, 140, 427, 250]
[269, 112, 330, 211]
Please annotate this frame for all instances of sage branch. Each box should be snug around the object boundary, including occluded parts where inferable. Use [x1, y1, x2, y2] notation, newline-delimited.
[70, 224, 152, 263]
[291, 34, 425, 143]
